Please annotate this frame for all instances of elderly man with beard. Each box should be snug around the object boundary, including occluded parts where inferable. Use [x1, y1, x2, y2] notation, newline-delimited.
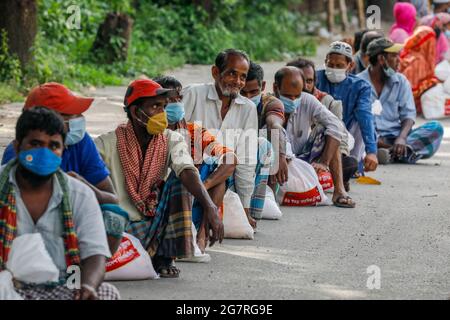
[357, 37, 444, 164]
[0, 107, 119, 300]
[182, 49, 261, 228]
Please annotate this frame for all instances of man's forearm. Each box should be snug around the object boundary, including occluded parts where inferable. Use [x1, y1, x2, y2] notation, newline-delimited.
[398, 119, 414, 139]
[179, 168, 216, 208]
[320, 135, 341, 166]
[81, 255, 106, 290]
[203, 153, 237, 190]
[266, 116, 286, 155]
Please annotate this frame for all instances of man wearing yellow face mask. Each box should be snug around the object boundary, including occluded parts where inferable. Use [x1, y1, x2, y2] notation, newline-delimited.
[95, 79, 224, 278]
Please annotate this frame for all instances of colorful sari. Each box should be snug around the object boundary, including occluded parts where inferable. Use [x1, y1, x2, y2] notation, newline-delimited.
[399, 26, 440, 114]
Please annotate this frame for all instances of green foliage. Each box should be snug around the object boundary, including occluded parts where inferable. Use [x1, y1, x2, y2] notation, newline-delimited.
[0, 82, 23, 104]
[0, 30, 22, 84]
[0, 0, 317, 104]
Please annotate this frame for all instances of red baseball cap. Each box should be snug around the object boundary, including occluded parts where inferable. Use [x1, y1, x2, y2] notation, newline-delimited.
[124, 79, 176, 107]
[24, 82, 94, 115]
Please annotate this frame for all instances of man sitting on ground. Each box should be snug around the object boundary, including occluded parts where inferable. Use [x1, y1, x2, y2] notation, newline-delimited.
[1, 82, 126, 254]
[155, 76, 236, 251]
[316, 41, 379, 174]
[286, 57, 358, 191]
[358, 37, 444, 164]
[182, 49, 262, 227]
[353, 31, 384, 75]
[273, 66, 355, 208]
[240, 61, 288, 195]
[95, 79, 223, 278]
[0, 107, 119, 300]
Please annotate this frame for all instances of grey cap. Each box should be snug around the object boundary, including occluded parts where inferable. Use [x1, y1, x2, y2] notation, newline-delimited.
[328, 41, 354, 60]
[366, 37, 403, 58]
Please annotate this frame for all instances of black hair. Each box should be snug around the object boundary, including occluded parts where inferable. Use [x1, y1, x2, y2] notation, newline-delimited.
[361, 32, 384, 54]
[354, 29, 369, 52]
[246, 61, 264, 86]
[215, 48, 250, 73]
[154, 75, 182, 90]
[16, 106, 66, 144]
[286, 58, 316, 71]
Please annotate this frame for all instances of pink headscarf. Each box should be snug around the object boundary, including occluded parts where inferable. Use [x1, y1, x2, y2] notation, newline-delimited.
[420, 13, 450, 64]
[390, 2, 417, 38]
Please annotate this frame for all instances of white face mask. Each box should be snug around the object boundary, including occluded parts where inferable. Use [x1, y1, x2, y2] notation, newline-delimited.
[325, 66, 347, 83]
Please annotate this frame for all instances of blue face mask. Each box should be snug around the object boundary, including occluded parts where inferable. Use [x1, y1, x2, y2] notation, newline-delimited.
[18, 148, 62, 176]
[65, 117, 86, 146]
[250, 94, 262, 107]
[165, 102, 185, 125]
[279, 95, 300, 113]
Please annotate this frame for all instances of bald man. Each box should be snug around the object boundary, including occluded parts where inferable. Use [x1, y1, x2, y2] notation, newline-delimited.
[273, 67, 356, 208]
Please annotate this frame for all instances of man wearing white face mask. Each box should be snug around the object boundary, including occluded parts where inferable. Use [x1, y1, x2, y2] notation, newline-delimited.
[274, 66, 356, 208]
[316, 41, 379, 173]
[358, 37, 444, 165]
[1, 83, 126, 254]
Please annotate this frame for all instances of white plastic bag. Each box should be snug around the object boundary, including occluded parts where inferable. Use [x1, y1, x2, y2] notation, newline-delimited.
[0, 271, 23, 300]
[0, 233, 60, 300]
[223, 190, 254, 240]
[105, 233, 158, 281]
[277, 158, 329, 206]
[177, 223, 211, 263]
[261, 187, 283, 220]
[7, 233, 60, 283]
[435, 59, 450, 81]
[421, 83, 450, 119]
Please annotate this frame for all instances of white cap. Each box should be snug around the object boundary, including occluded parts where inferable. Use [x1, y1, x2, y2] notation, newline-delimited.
[328, 41, 353, 60]
[433, 0, 450, 4]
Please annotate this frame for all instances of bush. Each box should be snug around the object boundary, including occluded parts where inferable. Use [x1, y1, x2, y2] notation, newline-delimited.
[0, 0, 317, 104]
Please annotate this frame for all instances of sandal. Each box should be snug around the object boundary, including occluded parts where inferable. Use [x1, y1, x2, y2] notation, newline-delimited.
[153, 257, 180, 278]
[333, 195, 356, 208]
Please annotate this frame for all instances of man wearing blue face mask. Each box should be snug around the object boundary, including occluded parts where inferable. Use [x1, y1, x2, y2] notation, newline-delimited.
[274, 66, 355, 208]
[0, 107, 119, 300]
[1, 83, 126, 254]
[358, 37, 444, 164]
[316, 41, 379, 174]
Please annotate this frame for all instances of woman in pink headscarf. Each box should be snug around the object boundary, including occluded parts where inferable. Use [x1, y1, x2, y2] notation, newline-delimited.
[420, 13, 450, 64]
[389, 2, 417, 44]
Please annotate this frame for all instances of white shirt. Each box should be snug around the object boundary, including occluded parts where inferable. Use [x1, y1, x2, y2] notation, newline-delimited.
[286, 92, 345, 156]
[182, 83, 258, 208]
[2, 165, 111, 274]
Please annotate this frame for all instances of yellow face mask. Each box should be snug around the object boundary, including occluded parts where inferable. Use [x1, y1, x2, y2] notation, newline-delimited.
[138, 109, 168, 135]
[147, 111, 168, 135]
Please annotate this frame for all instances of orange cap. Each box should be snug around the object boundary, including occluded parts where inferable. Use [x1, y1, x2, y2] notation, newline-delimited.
[124, 79, 176, 107]
[24, 82, 94, 115]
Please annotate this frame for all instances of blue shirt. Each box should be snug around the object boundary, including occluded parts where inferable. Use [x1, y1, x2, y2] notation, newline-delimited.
[1, 133, 110, 185]
[316, 70, 377, 154]
[357, 69, 416, 138]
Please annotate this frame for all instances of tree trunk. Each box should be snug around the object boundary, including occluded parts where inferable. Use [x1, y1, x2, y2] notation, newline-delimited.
[356, 0, 366, 30]
[0, 0, 37, 68]
[339, 0, 350, 32]
[327, 0, 335, 33]
[91, 12, 133, 64]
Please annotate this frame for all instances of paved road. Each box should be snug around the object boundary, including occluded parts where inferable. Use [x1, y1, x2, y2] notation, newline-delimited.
[1, 43, 449, 300]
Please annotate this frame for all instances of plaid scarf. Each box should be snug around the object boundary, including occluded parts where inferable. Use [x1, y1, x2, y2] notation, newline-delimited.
[116, 121, 168, 217]
[0, 160, 80, 271]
